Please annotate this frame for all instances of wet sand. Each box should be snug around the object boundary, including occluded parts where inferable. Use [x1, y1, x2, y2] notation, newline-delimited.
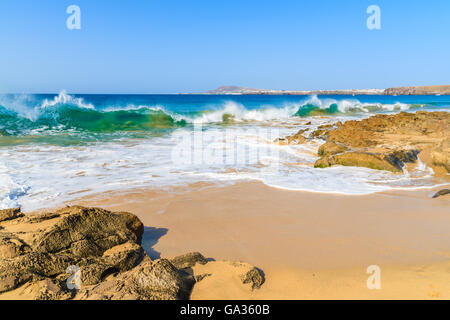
[72, 181, 450, 299]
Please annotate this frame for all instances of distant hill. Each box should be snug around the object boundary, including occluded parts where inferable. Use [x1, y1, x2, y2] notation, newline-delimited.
[199, 85, 450, 95]
[206, 86, 272, 94]
[203, 86, 384, 95]
[384, 85, 450, 95]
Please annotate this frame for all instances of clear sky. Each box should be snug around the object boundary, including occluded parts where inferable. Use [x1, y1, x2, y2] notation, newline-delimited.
[0, 0, 449, 93]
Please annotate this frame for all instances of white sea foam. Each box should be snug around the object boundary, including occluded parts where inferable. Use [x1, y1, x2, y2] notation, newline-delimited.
[40, 90, 95, 111]
[0, 160, 29, 209]
[0, 121, 445, 212]
[0, 91, 95, 122]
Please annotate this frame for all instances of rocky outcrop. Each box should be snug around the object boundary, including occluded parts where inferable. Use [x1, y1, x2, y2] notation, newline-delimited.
[76, 256, 194, 300]
[240, 266, 265, 290]
[432, 189, 450, 199]
[170, 252, 208, 269]
[0, 206, 264, 300]
[318, 142, 348, 157]
[0, 208, 24, 222]
[275, 129, 308, 145]
[310, 111, 449, 173]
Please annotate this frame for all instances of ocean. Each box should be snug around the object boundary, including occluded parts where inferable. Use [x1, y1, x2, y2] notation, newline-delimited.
[0, 92, 449, 211]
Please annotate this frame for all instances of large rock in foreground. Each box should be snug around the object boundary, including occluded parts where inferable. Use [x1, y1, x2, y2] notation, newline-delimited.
[309, 111, 449, 173]
[0, 206, 264, 300]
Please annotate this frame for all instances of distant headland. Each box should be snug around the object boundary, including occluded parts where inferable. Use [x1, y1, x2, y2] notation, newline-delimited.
[188, 85, 450, 95]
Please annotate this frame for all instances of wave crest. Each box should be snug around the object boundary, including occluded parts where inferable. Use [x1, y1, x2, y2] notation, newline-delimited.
[0, 91, 186, 134]
[0, 91, 434, 136]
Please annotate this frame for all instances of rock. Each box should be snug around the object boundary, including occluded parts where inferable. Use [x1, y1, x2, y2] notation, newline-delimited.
[432, 189, 450, 199]
[240, 267, 264, 290]
[276, 129, 308, 145]
[102, 242, 144, 273]
[77, 257, 194, 300]
[0, 208, 24, 222]
[384, 150, 419, 170]
[0, 233, 30, 259]
[0, 205, 264, 300]
[194, 273, 212, 282]
[222, 113, 235, 123]
[312, 112, 449, 173]
[36, 278, 74, 300]
[33, 206, 142, 256]
[113, 211, 144, 244]
[431, 140, 450, 172]
[274, 137, 289, 145]
[318, 142, 348, 157]
[310, 124, 334, 139]
[131, 258, 194, 300]
[0, 206, 186, 299]
[315, 152, 401, 172]
[188, 261, 266, 299]
[171, 252, 208, 269]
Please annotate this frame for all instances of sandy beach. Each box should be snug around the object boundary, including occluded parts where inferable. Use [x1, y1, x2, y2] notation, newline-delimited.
[69, 181, 450, 299]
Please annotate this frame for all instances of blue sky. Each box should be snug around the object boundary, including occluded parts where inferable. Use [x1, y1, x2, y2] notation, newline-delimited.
[0, 0, 449, 93]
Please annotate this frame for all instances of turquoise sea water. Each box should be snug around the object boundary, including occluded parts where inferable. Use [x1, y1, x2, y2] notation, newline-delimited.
[0, 92, 448, 211]
[1, 92, 449, 144]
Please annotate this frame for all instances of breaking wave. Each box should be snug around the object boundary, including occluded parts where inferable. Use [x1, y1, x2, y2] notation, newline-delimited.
[0, 91, 444, 136]
[0, 92, 186, 135]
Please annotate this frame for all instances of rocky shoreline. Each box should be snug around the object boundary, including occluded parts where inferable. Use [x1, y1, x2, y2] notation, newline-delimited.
[281, 111, 449, 175]
[0, 206, 264, 300]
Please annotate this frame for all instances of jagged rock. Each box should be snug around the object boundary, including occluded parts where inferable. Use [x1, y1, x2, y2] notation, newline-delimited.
[36, 278, 74, 300]
[0, 208, 24, 222]
[194, 273, 212, 282]
[240, 267, 265, 290]
[315, 152, 401, 172]
[318, 142, 348, 157]
[76, 257, 194, 300]
[311, 112, 449, 173]
[0, 206, 264, 300]
[171, 252, 208, 269]
[0, 233, 31, 259]
[33, 206, 142, 256]
[130, 258, 194, 300]
[0, 206, 185, 299]
[275, 129, 308, 145]
[310, 124, 334, 139]
[114, 211, 145, 244]
[431, 140, 450, 172]
[432, 189, 450, 199]
[384, 150, 419, 170]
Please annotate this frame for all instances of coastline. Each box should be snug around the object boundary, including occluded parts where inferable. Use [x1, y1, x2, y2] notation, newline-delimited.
[1, 102, 449, 299]
[67, 180, 450, 299]
[192, 84, 450, 96]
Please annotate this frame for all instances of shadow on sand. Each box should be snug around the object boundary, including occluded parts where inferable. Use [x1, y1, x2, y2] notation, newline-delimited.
[141, 226, 168, 260]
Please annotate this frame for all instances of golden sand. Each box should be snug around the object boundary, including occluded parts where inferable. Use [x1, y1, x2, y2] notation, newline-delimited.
[66, 180, 450, 299]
